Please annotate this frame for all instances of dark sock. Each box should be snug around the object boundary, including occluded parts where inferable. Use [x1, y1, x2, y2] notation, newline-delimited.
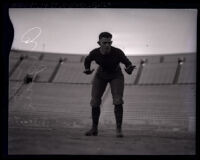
[92, 106, 100, 129]
[114, 104, 123, 129]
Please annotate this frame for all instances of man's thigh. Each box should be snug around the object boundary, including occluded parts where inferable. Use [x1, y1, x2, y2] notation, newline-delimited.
[110, 75, 124, 105]
[90, 75, 108, 106]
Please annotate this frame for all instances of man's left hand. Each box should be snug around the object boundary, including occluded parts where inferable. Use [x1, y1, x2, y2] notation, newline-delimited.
[125, 65, 136, 74]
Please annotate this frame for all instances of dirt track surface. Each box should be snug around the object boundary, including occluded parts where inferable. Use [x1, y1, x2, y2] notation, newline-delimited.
[8, 127, 195, 155]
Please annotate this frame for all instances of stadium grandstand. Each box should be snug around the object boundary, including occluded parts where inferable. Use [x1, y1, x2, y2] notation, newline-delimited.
[8, 49, 196, 154]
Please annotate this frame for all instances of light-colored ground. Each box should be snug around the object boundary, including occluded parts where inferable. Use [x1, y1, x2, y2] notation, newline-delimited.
[8, 126, 195, 155]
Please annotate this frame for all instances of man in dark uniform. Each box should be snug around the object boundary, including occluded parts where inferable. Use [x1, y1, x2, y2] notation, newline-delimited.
[83, 32, 135, 137]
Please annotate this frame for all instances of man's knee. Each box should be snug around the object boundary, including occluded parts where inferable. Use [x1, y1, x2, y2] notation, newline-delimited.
[90, 98, 101, 107]
[113, 97, 124, 105]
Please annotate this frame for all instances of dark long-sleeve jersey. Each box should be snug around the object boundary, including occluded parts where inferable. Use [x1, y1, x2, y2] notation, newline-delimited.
[84, 46, 132, 78]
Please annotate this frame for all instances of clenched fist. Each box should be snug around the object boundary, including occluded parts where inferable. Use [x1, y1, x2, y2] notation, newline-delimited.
[83, 69, 95, 75]
[125, 65, 136, 74]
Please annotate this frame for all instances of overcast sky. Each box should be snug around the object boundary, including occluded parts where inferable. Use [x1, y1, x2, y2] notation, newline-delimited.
[9, 8, 197, 55]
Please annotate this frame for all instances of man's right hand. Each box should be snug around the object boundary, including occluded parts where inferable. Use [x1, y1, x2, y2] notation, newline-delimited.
[125, 65, 136, 75]
[83, 69, 95, 75]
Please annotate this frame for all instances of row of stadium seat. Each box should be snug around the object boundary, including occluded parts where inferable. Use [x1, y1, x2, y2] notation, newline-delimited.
[9, 50, 196, 85]
[10, 49, 196, 63]
[9, 58, 196, 85]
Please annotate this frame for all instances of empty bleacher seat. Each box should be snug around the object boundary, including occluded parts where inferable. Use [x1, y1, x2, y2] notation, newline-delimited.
[42, 53, 82, 62]
[61, 54, 83, 62]
[184, 53, 196, 63]
[139, 55, 161, 64]
[127, 56, 143, 65]
[22, 51, 42, 60]
[53, 62, 97, 84]
[34, 60, 58, 82]
[163, 54, 180, 62]
[9, 59, 19, 74]
[9, 59, 57, 82]
[178, 62, 196, 84]
[163, 53, 196, 63]
[139, 63, 177, 84]
[42, 53, 64, 61]
[10, 50, 42, 60]
[128, 55, 161, 65]
[9, 50, 23, 59]
[10, 59, 38, 81]
[9, 81, 24, 101]
[120, 64, 140, 85]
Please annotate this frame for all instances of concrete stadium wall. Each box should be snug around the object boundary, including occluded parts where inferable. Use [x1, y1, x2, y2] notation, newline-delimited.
[8, 82, 195, 132]
[100, 85, 195, 132]
[9, 83, 93, 128]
